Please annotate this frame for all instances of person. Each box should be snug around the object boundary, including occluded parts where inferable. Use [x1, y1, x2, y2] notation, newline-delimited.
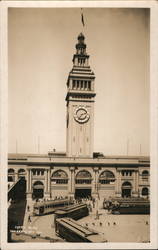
[92, 198, 95, 208]
[96, 210, 99, 220]
[28, 215, 31, 223]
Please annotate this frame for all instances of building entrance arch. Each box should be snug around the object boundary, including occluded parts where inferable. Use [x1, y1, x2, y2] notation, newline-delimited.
[75, 170, 92, 199]
[75, 188, 91, 199]
[33, 181, 44, 199]
[122, 181, 132, 198]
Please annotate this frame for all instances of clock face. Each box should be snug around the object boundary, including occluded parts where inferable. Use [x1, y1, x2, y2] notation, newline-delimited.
[74, 106, 90, 123]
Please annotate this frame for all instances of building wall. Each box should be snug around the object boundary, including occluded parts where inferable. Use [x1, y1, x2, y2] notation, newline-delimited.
[8, 163, 150, 200]
[66, 100, 94, 158]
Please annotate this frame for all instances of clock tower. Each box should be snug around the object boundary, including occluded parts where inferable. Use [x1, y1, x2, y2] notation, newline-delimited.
[66, 33, 96, 158]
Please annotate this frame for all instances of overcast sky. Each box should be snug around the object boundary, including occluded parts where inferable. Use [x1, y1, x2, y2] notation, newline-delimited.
[8, 8, 149, 156]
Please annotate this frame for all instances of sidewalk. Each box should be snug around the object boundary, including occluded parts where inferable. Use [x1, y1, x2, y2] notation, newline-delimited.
[23, 199, 35, 230]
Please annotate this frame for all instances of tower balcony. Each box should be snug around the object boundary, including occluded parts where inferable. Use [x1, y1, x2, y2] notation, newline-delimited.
[66, 89, 96, 102]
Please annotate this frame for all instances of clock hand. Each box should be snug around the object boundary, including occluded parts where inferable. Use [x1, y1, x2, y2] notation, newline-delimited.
[79, 111, 87, 119]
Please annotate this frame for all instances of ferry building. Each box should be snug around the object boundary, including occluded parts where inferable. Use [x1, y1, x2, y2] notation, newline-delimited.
[8, 33, 150, 201]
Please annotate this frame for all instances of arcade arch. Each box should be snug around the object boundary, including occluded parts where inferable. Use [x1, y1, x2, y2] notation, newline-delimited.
[33, 181, 44, 199]
[75, 170, 92, 199]
[51, 170, 68, 184]
[99, 170, 115, 184]
[75, 170, 92, 184]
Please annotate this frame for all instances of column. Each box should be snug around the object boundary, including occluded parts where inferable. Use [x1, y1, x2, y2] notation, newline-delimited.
[115, 170, 121, 197]
[115, 170, 119, 194]
[69, 166, 75, 198]
[46, 169, 48, 192]
[14, 170, 18, 182]
[44, 169, 50, 199]
[26, 168, 30, 193]
[29, 169, 32, 192]
[118, 171, 122, 195]
[26, 168, 32, 200]
[92, 167, 99, 198]
[133, 170, 138, 197]
[47, 168, 51, 198]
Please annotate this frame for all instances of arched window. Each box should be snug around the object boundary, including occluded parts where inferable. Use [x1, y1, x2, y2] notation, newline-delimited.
[142, 187, 149, 196]
[99, 170, 115, 184]
[142, 170, 149, 181]
[52, 170, 68, 184]
[8, 168, 15, 174]
[142, 170, 149, 176]
[122, 181, 132, 187]
[18, 169, 26, 178]
[75, 170, 92, 184]
[8, 169, 15, 182]
[18, 169, 25, 174]
[33, 181, 44, 187]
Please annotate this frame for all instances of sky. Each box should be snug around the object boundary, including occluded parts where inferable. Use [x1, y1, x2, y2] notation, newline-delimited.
[8, 8, 150, 156]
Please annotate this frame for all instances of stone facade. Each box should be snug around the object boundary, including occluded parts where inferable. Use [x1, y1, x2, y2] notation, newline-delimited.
[8, 154, 150, 200]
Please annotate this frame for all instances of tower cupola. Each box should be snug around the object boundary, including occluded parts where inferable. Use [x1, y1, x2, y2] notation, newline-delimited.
[73, 33, 89, 67]
[76, 33, 86, 55]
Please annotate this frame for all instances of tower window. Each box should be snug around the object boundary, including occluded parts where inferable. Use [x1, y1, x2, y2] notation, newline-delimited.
[77, 80, 79, 89]
[88, 81, 91, 90]
[72, 80, 76, 89]
[81, 81, 83, 89]
[84, 81, 87, 89]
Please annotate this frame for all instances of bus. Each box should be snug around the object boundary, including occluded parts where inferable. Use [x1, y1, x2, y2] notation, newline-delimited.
[33, 198, 74, 215]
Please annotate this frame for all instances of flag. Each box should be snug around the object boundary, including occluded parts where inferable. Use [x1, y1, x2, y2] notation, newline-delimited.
[81, 9, 85, 27]
[81, 13, 85, 27]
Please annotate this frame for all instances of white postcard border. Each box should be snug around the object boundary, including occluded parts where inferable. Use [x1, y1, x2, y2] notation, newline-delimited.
[0, 1, 158, 250]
